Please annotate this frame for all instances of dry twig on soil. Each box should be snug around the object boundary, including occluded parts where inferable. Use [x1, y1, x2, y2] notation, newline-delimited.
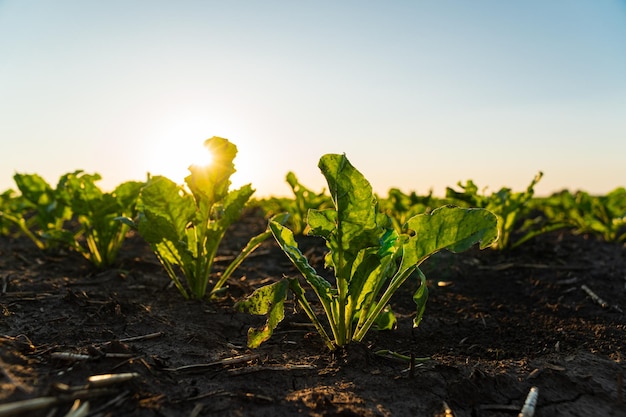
[0, 373, 138, 417]
[581, 284, 623, 312]
[163, 354, 260, 373]
[518, 386, 539, 417]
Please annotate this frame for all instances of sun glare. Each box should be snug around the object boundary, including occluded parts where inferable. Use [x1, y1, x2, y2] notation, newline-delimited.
[147, 138, 215, 185]
[142, 114, 266, 194]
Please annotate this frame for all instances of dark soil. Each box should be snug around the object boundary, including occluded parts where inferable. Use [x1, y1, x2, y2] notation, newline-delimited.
[1, 208, 625, 416]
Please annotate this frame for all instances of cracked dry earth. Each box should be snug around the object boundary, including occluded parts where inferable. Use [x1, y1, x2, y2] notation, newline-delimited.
[1, 208, 625, 416]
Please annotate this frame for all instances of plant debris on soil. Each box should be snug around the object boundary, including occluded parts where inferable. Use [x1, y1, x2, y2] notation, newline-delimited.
[1, 208, 625, 416]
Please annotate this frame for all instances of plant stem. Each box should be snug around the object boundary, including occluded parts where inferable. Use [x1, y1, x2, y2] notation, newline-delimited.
[353, 266, 417, 342]
[288, 279, 335, 350]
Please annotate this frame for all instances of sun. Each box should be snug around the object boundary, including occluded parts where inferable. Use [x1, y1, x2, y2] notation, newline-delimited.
[141, 113, 263, 194]
[146, 137, 215, 185]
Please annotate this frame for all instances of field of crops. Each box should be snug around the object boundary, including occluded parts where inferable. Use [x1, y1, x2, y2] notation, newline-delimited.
[1, 138, 624, 416]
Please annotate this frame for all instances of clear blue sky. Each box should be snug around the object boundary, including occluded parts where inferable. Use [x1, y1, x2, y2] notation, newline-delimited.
[1, 1, 625, 198]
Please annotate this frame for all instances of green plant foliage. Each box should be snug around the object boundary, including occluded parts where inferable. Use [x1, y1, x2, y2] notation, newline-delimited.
[285, 171, 333, 234]
[0, 173, 73, 250]
[0, 189, 22, 236]
[0, 170, 144, 267]
[377, 188, 438, 233]
[258, 172, 332, 235]
[54, 171, 144, 268]
[237, 153, 498, 350]
[445, 172, 545, 250]
[124, 137, 275, 299]
[539, 188, 626, 242]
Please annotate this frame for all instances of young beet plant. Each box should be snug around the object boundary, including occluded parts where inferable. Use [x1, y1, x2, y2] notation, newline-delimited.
[55, 171, 144, 268]
[0, 189, 18, 236]
[0, 171, 142, 268]
[0, 173, 73, 250]
[237, 154, 498, 351]
[540, 188, 626, 242]
[122, 137, 280, 300]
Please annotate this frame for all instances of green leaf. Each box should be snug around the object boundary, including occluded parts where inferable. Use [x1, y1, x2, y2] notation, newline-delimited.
[137, 176, 201, 298]
[350, 231, 400, 327]
[269, 220, 334, 305]
[56, 171, 103, 217]
[113, 181, 144, 211]
[185, 136, 237, 208]
[138, 176, 196, 246]
[236, 279, 289, 348]
[219, 184, 256, 229]
[403, 206, 498, 266]
[13, 173, 55, 207]
[316, 154, 385, 280]
[13, 172, 72, 243]
[401, 207, 496, 328]
[374, 305, 397, 331]
[353, 205, 497, 342]
[412, 268, 428, 327]
[306, 209, 337, 240]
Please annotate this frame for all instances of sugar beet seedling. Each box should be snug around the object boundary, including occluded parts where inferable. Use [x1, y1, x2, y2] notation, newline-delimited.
[237, 153, 498, 350]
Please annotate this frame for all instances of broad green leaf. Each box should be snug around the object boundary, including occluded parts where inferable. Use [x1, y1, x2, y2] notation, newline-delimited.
[307, 209, 338, 270]
[353, 206, 497, 343]
[137, 176, 197, 296]
[374, 305, 397, 331]
[56, 171, 103, 216]
[185, 136, 237, 207]
[113, 181, 144, 211]
[14, 173, 54, 207]
[236, 279, 289, 348]
[351, 230, 400, 324]
[10, 172, 72, 250]
[15, 172, 71, 226]
[402, 206, 498, 268]
[219, 184, 256, 228]
[316, 154, 384, 280]
[306, 209, 337, 240]
[137, 176, 196, 245]
[269, 220, 334, 304]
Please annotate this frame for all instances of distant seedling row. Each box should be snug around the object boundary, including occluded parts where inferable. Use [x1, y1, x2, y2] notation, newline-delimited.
[1, 137, 624, 351]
